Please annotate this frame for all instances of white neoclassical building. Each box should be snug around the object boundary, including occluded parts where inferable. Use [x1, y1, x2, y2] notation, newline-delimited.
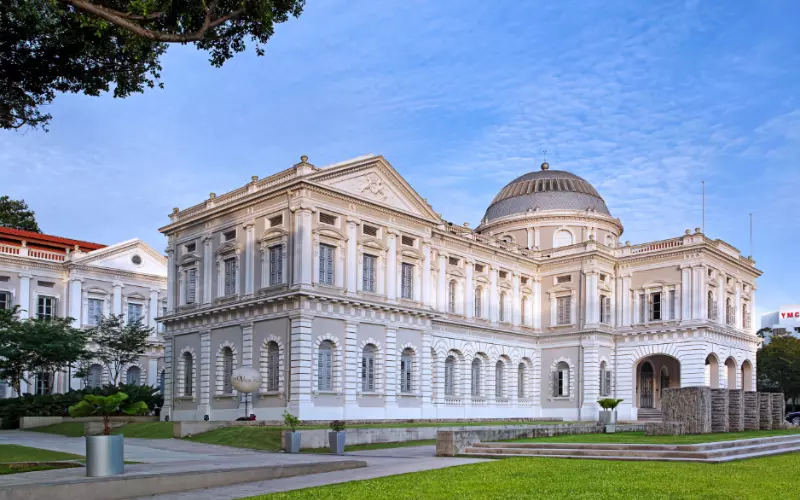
[158, 155, 761, 422]
[0, 228, 167, 397]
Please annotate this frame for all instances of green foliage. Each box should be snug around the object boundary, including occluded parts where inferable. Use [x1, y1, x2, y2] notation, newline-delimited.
[756, 327, 772, 339]
[329, 420, 346, 432]
[69, 392, 148, 435]
[597, 398, 624, 410]
[757, 332, 800, 401]
[2, 0, 305, 130]
[0, 196, 40, 232]
[282, 410, 300, 432]
[86, 314, 152, 385]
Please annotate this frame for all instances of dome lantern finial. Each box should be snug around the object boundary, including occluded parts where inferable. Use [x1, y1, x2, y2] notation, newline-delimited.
[541, 149, 549, 170]
[541, 161, 549, 171]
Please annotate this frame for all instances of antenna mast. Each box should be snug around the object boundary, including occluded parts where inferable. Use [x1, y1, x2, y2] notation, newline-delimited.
[750, 212, 753, 258]
[702, 180, 705, 234]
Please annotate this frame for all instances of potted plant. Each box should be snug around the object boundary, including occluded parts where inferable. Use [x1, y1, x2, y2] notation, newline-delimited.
[68, 392, 148, 477]
[282, 411, 302, 453]
[598, 398, 623, 430]
[329, 420, 346, 455]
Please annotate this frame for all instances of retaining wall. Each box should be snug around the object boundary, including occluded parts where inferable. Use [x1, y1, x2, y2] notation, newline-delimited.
[728, 390, 744, 432]
[645, 422, 686, 436]
[771, 393, 785, 429]
[661, 387, 711, 434]
[744, 391, 760, 431]
[759, 393, 773, 430]
[710, 389, 729, 433]
[20, 416, 157, 430]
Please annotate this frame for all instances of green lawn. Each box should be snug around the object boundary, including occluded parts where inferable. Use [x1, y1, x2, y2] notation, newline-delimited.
[29, 421, 174, 439]
[302, 439, 437, 454]
[244, 452, 800, 499]
[187, 426, 284, 451]
[0, 463, 79, 475]
[29, 422, 85, 437]
[508, 429, 800, 445]
[0, 444, 83, 462]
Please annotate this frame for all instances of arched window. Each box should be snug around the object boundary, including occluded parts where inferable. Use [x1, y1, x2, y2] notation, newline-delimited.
[126, 366, 141, 386]
[499, 292, 507, 322]
[495, 360, 505, 398]
[474, 287, 482, 317]
[361, 344, 376, 392]
[554, 229, 573, 248]
[88, 364, 104, 389]
[266, 341, 280, 392]
[444, 356, 456, 396]
[448, 280, 457, 313]
[400, 348, 414, 394]
[553, 361, 569, 397]
[221, 347, 234, 394]
[471, 358, 482, 397]
[517, 363, 526, 398]
[599, 361, 610, 396]
[318, 340, 334, 391]
[183, 352, 194, 397]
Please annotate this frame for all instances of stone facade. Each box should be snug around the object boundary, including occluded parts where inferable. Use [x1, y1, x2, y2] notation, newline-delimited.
[744, 391, 760, 431]
[645, 421, 687, 436]
[661, 387, 712, 434]
[157, 155, 762, 422]
[710, 389, 729, 433]
[728, 389, 744, 432]
[771, 393, 785, 429]
[759, 393, 773, 430]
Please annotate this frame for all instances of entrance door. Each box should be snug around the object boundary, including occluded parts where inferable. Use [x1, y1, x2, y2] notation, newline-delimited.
[640, 362, 654, 408]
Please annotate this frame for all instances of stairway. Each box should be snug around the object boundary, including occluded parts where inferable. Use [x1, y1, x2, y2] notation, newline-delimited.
[637, 408, 662, 422]
[461, 434, 800, 463]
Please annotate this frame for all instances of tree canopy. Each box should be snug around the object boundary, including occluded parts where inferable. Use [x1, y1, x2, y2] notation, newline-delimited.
[0, 196, 41, 232]
[87, 314, 153, 385]
[757, 330, 800, 405]
[2, 0, 305, 130]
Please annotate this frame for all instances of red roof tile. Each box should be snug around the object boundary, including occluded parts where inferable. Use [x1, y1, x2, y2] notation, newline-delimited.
[0, 227, 106, 251]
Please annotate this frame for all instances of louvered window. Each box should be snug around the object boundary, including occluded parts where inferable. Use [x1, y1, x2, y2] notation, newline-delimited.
[319, 244, 335, 285]
[87, 298, 103, 326]
[222, 347, 234, 393]
[599, 362, 610, 396]
[400, 349, 414, 393]
[552, 361, 569, 397]
[638, 293, 646, 323]
[518, 363, 526, 398]
[669, 290, 676, 320]
[186, 269, 197, 304]
[266, 342, 280, 391]
[224, 258, 237, 295]
[363, 254, 377, 292]
[362, 225, 378, 237]
[317, 341, 333, 391]
[361, 344, 376, 392]
[401, 235, 415, 247]
[183, 352, 194, 396]
[495, 361, 504, 397]
[556, 275, 571, 284]
[556, 296, 571, 325]
[448, 256, 460, 266]
[649, 292, 662, 321]
[269, 245, 283, 286]
[444, 356, 455, 396]
[319, 213, 337, 226]
[401, 263, 414, 299]
[127, 303, 143, 325]
[269, 214, 283, 227]
[471, 358, 481, 396]
[448, 280, 457, 313]
[499, 292, 507, 322]
[127, 366, 141, 386]
[474, 287, 482, 317]
[600, 295, 611, 324]
[88, 364, 103, 389]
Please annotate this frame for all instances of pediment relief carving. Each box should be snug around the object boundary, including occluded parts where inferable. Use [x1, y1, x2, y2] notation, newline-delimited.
[448, 269, 466, 279]
[125, 292, 148, 301]
[178, 252, 201, 266]
[259, 228, 288, 242]
[399, 248, 422, 260]
[548, 284, 574, 295]
[359, 238, 386, 251]
[85, 287, 110, 296]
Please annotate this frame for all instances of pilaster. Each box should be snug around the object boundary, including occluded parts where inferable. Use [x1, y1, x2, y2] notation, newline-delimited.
[533, 277, 542, 330]
[239, 323, 254, 412]
[18, 273, 31, 319]
[437, 252, 447, 312]
[148, 288, 160, 336]
[344, 320, 358, 414]
[422, 243, 432, 307]
[292, 206, 314, 286]
[386, 230, 398, 301]
[112, 281, 123, 315]
[465, 259, 475, 319]
[68, 278, 82, 326]
[165, 248, 175, 312]
[288, 313, 314, 417]
[385, 326, 398, 409]
[199, 329, 211, 419]
[489, 266, 499, 322]
[680, 264, 692, 323]
[244, 222, 255, 295]
[161, 336, 173, 421]
[512, 272, 521, 326]
[202, 234, 213, 304]
[421, 332, 433, 414]
[346, 218, 359, 294]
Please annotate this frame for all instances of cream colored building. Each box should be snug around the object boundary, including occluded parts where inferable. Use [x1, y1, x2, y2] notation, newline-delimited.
[158, 155, 760, 422]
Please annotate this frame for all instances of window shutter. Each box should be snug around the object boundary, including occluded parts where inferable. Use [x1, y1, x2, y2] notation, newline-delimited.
[604, 297, 611, 324]
[605, 370, 612, 396]
[551, 371, 558, 397]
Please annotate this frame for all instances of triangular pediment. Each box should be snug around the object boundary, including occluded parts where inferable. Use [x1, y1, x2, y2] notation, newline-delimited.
[73, 239, 167, 277]
[308, 156, 441, 222]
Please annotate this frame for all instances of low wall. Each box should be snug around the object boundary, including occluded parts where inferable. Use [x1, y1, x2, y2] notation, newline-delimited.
[728, 390, 744, 432]
[20, 416, 158, 430]
[771, 393, 785, 429]
[435, 423, 645, 456]
[19, 416, 63, 429]
[662, 387, 711, 434]
[645, 422, 686, 436]
[744, 391, 760, 431]
[759, 393, 773, 430]
[710, 389, 729, 433]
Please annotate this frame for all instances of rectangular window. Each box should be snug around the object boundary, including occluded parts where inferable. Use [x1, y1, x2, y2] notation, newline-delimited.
[269, 246, 283, 286]
[474, 264, 485, 273]
[362, 225, 378, 237]
[521, 277, 529, 285]
[37, 296, 57, 319]
[499, 271, 508, 280]
[268, 214, 283, 227]
[556, 275, 571, 284]
[448, 256, 460, 266]
[362, 254, 377, 292]
[319, 212, 337, 226]
[184, 242, 196, 253]
[638, 293, 646, 323]
[126, 302, 143, 325]
[401, 235, 415, 247]
[401, 263, 414, 299]
[185, 268, 197, 304]
[224, 258, 237, 295]
[37, 281, 55, 288]
[600, 295, 611, 324]
[223, 230, 236, 242]
[556, 296, 571, 325]
[400, 354, 413, 393]
[0, 276, 10, 282]
[87, 298, 103, 326]
[0, 291, 12, 310]
[650, 292, 662, 321]
[319, 244, 335, 285]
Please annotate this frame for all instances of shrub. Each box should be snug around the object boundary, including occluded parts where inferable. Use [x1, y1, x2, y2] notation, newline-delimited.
[598, 398, 624, 410]
[282, 410, 300, 432]
[69, 393, 148, 435]
[330, 420, 346, 432]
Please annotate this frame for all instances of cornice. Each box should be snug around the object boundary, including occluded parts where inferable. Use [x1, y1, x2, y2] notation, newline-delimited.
[477, 211, 624, 236]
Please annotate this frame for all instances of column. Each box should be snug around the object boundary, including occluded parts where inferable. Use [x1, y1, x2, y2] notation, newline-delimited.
[199, 329, 211, 419]
[345, 218, 359, 294]
[437, 252, 447, 312]
[113, 282, 123, 315]
[385, 327, 397, 409]
[239, 323, 254, 412]
[244, 222, 255, 295]
[512, 272, 521, 326]
[161, 337, 173, 421]
[18, 273, 31, 319]
[570, 289, 577, 325]
[149, 288, 160, 334]
[293, 206, 314, 286]
[582, 344, 600, 417]
[633, 291, 640, 325]
[751, 288, 757, 335]
[386, 231, 398, 301]
[434, 350, 445, 406]
[584, 271, 598, 327]
[148, 358, 158, 387]
[165, 247, 175, 312]
[717, 273, 725, 324]
[691, 265, 703, 320]
[533, 278, 542, 329]
[489, 266, 499, 322]
[680, 265, 692, 323]
[288, 313, 314, 417]
[465, 259, 474, 319]
[735, 281, 742, 329]
[615, 277, 623, 326]
[421, 332, 433, 415]
[343, 321, 358, 416]
[549, 293, 557, 326]
[534, 228, 541, 248]
[526, 228, 534, 249]
[422, 243, 432, 307]
[68, 278, 82, 325]
[622, 274, 632, 327]
[203, 235, 213, 304]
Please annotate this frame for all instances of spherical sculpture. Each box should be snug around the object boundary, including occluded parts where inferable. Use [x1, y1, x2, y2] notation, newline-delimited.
[231, 365, 262, 394]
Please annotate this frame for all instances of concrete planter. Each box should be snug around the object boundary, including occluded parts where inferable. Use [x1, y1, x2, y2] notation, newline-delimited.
[284, 431, 301, 453]
[85, 434, 124, 477]
[598, 410, 617, 425]
[329, 431, 346, 455]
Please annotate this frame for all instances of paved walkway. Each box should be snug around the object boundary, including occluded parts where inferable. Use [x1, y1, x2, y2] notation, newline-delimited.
[0, 431, 485, 498]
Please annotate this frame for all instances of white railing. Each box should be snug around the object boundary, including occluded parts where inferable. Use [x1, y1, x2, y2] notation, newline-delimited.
[495, 398, 510, 407]
[517, 397, 534, 406]
[0, 244, 21, 256]
[629, 237, 684, 255]
[444, 397, 462, 406]
[471, 397, 487, 407]
[0, 244, 65, 262]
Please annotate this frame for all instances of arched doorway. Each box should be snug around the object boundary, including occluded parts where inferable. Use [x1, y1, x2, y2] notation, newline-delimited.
[705, 354, 720, 388]
[639, 362, 655, 408]
[741, 360, 753, 391]
[636, 355, 681, 409]
[725, 357, 737, 389]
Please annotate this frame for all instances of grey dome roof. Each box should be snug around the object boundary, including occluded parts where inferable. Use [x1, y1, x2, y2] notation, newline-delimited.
[483, 168, 611, 222]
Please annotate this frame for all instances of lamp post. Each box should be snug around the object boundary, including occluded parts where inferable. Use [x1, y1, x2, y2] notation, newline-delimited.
[231, 366, 262, 419]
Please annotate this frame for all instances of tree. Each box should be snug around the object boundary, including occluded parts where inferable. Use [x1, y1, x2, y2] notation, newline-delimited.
[756, 327, 772, 339]
[68, 392, 148, 435]
[88, 314, 152, 385]
[757, 331, 800, 410]
[0, 196, 41, 232]
[2, 0, 305, 130]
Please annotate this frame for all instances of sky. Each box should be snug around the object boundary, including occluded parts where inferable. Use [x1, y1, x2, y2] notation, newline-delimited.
[2, 0, 799, 318]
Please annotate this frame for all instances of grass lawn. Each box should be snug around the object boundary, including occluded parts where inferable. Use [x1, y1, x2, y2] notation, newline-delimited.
[29, 422, 85, 437]
[0, 464, 70, 475]
[507, 429, 800, 445]
[301, 439, 437, 454]
[0, 444, 83, 462]
[29, 421, 174, 439]
[244, 452, 800, 499]
[187, 426, 283, 451]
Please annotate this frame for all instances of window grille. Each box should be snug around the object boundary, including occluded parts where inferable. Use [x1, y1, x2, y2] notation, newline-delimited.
[471, 359, 481, 396]
[556, 275, 571, 284]
[495, 361, 504, 398]
[444, 356, 455, 396]
[318, 244, 335, 285]
[88, 298, 103, 326]
[649, 292, 662, 321]
[448, 280, 457, 313]
[517, 364, 525, 398]
[401, 235, 415, 247]
[401, 262, 414, 299]
[362, 225, 378, 237]
[319, 212, 337, 225]
[37, 295, 57, 319]
[269, 214, 283, 227]
[266, 342, 280, 391]
[317, 341, 333, 391]
[269, 246, 283, 286]
[361, 345, 376, 392]
[363, 254, 377, 292]
[448, 256, 460, 266]
[474, 264, 484, 273]
[222, 348, 234, 393]
[223, 230, 236, 241]
[224, 258, 237, 295]
[556, 296, 571, 325]
[400, 349, 414, 393]
[474, 288, 482, 317]
[186, 269, 197, 303]
[183, 353, 194, 396]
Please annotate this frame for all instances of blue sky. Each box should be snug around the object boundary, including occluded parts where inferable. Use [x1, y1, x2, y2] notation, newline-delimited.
[2, 0, 799, 317]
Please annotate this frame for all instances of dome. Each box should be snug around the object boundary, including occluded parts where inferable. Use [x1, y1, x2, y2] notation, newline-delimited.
[482, 165, 611, 222]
